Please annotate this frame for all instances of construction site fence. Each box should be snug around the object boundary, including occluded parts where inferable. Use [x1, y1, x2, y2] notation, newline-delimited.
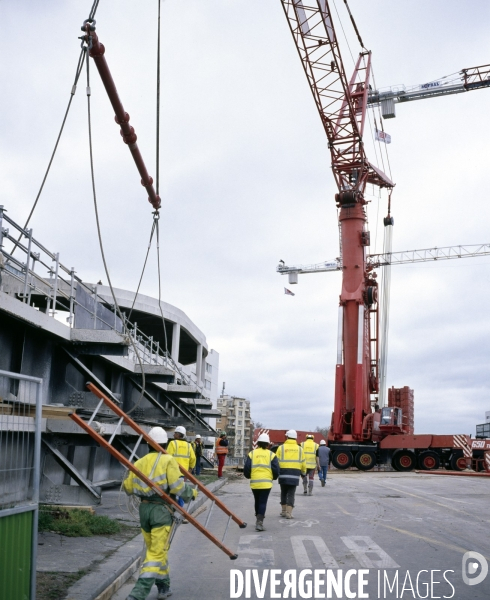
[0, 369, 43, 600]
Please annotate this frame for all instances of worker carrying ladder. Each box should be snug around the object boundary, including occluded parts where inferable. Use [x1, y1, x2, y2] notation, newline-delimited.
[69, 382, 247, 559]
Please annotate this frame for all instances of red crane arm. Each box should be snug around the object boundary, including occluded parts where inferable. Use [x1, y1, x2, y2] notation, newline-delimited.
[279, 0, 393, 194]
[82, 22, 161, 210]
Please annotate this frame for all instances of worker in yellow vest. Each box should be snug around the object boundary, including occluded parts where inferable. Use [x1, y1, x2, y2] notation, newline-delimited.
[123, 426, 198, 600]
[301, 434, 319, 496]
[244, 433, 279, 531]
[167, 426, 196, 472]
[276, 430, 307, 519]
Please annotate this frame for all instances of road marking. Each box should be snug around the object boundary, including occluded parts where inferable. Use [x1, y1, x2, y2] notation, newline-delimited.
[333, 502, 352, 515]
[279, 519, 319, 528]
[236, 534, 274, 568]
[341, 536, 400, 569]
[376, 523, 490, 562]
[291, 536, 339, 569]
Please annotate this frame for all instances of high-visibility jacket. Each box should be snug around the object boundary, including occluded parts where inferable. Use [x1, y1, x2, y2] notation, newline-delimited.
[276, 439, 307, 486]
[122, 451, 191, 501]
[215, 437, 229, 455]
[301, 438, 319, 469]
[167, 439, 196, 471]
[245, 448, 279, 490]
[123, 451, 196, 582]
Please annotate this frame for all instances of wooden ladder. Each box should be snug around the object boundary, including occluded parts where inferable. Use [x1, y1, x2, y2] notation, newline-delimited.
[69, 382, 247, 559]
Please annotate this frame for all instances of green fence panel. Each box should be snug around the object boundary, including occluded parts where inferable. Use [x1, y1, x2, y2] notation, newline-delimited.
[0, 510, 33, 600]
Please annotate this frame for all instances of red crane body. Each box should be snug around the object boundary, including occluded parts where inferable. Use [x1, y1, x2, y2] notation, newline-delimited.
[277, 0, 487, 472]
[280, 0, 392, 444]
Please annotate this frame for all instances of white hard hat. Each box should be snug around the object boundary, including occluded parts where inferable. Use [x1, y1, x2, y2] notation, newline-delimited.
[195, 434, 201, 439]
[286, 429, 297, 439]
[257, 433, 270, 443]
[175, 426, 186, 436]
[320, 439, 326, 445]
[148, 426, 168, 444]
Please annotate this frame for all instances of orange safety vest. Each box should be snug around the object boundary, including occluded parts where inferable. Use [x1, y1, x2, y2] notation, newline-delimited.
[215, 437, 229, 455]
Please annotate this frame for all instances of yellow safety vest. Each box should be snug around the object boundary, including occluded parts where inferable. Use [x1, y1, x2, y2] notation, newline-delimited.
[301, 439, 319, 469]
[276, 439, 307, 485]
[167, 439, 196, 471]
[122, 452, 184, 498]
[248, 448, 275, 490]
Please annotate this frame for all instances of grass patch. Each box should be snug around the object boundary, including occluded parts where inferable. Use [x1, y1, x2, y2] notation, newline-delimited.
[196, 474, 218, 485]
[36, 571, 86, 600]
[38, 507, 121, 537]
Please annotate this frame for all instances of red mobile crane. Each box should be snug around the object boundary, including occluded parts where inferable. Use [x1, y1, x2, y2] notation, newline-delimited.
[270, 0, 490, 473]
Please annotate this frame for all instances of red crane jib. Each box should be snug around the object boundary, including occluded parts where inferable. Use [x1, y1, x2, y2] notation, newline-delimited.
[83, 25, 161, 211]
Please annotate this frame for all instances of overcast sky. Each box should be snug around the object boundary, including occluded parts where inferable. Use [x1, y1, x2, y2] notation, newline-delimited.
[1, 1, 489, 435]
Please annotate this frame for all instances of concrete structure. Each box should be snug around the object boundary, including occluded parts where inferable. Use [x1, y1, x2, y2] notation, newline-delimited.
[0, 207, 221, 505]
[216, 394, 253, 463]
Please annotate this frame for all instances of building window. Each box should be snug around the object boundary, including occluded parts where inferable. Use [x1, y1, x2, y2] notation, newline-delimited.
[239, 401, 243, 407]
[238, 420, 242, 425]
[238, 411, 243, 416]
[205, 379, 211, 390]
[206, 363, 212, 374]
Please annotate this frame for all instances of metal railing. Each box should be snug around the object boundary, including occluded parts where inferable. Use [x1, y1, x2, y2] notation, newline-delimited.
[0, 370, 42, 600]
[0, 207, 202, 390]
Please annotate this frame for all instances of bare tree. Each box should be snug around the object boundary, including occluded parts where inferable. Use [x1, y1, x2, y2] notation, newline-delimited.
[315, 425, 330, 438]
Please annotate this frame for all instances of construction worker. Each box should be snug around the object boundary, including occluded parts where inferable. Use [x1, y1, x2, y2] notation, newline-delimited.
[301, 434, 319, 495]
[191, 434, 204, 476]
[316, 439, 331, 486]
[123, 426, 198, 600]
[214, 431, 229, 478]
[276, 430, 306, 519]
[243, 433, 279, 531]
[167, 426, 196, 472]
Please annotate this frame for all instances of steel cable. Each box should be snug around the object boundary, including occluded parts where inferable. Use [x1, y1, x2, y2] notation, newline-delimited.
[127, 219, 157, 323]
[10, 49, 86, 256]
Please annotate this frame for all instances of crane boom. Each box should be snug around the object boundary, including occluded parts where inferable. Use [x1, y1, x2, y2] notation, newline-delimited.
[368, 63, 490, 119]
[280, 0, 393, 192]
[277, 243, 490, 279]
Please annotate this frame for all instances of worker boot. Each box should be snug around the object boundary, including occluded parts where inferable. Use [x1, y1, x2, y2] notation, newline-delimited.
[157, 581, 173, 599]
[285, 505, 294, 519]
[308, 482, 313, 496]
[280, 505, 287, 517]
[321, 478, 325, 487]
[303, 480, 308, 495]
[255, 515, 265, 531]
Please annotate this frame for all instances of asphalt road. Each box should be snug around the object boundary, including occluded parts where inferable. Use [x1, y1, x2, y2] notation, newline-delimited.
[112, 472, 490, 600]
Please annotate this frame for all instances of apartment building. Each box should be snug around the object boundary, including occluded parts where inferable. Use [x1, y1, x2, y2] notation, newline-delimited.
[216, 394, 253, 463]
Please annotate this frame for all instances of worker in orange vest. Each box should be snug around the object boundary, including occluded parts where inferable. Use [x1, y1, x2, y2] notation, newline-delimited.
[214, 431, 229, 478]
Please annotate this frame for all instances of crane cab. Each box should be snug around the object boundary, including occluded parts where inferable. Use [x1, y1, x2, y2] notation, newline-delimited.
[379, 407, 404, 434]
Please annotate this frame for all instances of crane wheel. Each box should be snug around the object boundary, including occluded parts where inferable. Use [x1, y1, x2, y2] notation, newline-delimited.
[332, 450, 353, 470]
[418, 451, 440, 471]
[391, 450, 416, 472]
[355, 450, 376, 471]
[449, 453, 466, 471]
